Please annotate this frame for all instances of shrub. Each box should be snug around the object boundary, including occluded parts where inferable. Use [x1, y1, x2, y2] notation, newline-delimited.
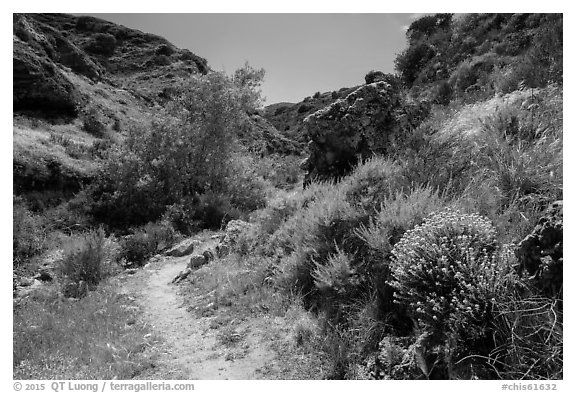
[254, 155, 301, 189]
[435, 80, 453, 105]
[42, 198, 91, 234]
[153, 54, 171, 66]
[388, 209, 516, 377]
[395, 42, 436, 86]
[82, 107, 107, 137]
[355, 186, 446, 332]
[356, 186, 446, 277]
[341, 156, 407, 212]
[273, 184, 368, 310]
[389, 209, 498, 332]
[162, 201, 196, 235]
[13, 197, 47, 266]
[311, 247, 362, 321]
[59, 228, 110, 289]
[451, 60, 479, 94]
[88, 138, 113, 159]
[75, 16, 97, 31]
[365, 70, 386, 84]
[359, 336, 422, 380]
[394, 123, 474, 199]
[189, 191, 239, 230]
[224, 154, 268, 213]
[119, 221, 176, 267]
[256, 194, 303, 237]
[155, 44, 174, 56]
[83, 33, 116, 56]
[88, 68, 267, 230]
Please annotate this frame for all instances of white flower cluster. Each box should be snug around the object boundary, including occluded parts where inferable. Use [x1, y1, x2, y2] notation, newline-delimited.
[388, 208, 503, 340]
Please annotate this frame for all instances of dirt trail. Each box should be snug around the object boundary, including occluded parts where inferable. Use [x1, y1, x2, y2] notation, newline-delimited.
[120, 237, 278, 380]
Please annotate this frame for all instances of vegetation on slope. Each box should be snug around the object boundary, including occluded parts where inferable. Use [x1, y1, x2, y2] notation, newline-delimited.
[13, 13, 562, 380]
[395, 13, 562, 103]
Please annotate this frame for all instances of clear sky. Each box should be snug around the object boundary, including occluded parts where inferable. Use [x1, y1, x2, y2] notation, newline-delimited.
[82, 13, 418, 104]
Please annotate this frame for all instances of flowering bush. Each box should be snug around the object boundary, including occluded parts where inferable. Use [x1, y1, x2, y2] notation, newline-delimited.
[389, 209, 505, 344]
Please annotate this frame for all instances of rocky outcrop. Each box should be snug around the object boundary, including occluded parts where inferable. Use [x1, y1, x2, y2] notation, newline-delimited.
[515, 200, 563, 297]
[302, 81, 396, 184]
[263, 88, 358, 145]
[301, 80, 429, 185]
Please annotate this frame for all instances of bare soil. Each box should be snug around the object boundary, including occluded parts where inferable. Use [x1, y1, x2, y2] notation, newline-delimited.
[119, 236, 282, 380]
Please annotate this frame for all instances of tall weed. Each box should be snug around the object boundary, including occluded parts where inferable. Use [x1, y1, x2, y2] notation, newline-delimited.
[59, 228, 111, 288]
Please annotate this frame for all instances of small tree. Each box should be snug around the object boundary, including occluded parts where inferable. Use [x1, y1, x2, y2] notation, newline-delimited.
[89, 67, 266, 229]
[232, 62, 266, 110]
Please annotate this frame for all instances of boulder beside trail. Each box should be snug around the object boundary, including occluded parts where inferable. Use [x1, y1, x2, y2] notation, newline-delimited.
[202, 249, 216, 262]
[172, 268, 192, 284]
[189, 254, 208, 269]
[166, 238, 199, 257]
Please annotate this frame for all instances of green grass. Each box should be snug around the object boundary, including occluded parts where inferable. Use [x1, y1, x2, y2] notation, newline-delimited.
[13, 280, 159, 379]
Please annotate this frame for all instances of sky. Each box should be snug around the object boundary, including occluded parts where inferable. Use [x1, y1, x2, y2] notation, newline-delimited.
[81, 13, 418, 104]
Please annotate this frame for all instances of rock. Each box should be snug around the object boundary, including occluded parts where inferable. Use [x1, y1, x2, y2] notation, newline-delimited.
[34, 270, 53, 282]
[216, 243, 230, 258]
[301, 79, 429, 185]
[172, 268, 192, 284]
[224, 220, 254, 243]
[215, 220, 255, 256]
[515, 200, 563, 297]
[202, 249, 216, 262]
[189, 254, 208, 269]
[148, 254, 163, 263]
[166, 238, 198, 257]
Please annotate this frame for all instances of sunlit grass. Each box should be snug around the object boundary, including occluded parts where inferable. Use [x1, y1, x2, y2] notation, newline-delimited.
[13, 280, 159, 379]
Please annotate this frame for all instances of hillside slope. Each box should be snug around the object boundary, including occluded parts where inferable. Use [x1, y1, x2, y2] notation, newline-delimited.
[13, 13, 300, 205]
